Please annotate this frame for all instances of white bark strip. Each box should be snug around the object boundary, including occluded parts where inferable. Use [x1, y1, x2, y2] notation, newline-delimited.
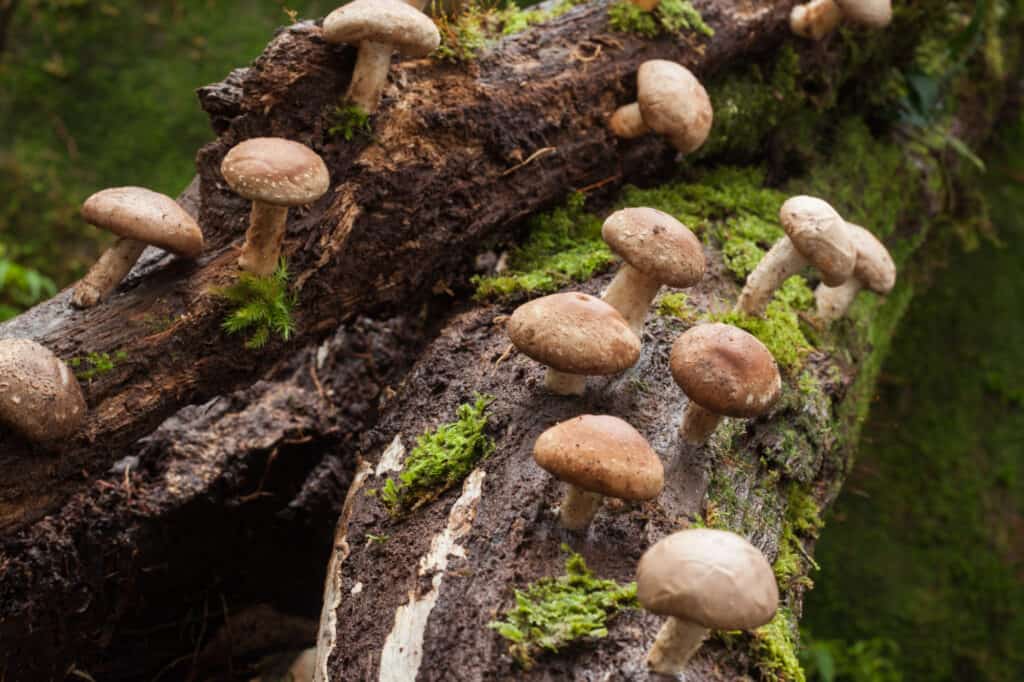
[314, 459, 374, 682]
[378, 469, 487, 682]
[375, 435, 407, 476]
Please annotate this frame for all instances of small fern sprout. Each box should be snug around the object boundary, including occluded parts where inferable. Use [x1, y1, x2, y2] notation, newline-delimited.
[217, 258, 298, 350]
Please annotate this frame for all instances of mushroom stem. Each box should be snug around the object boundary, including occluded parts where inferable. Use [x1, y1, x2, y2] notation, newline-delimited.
[238, 201, 289, 277]
[609, 102, 650, 139]
[544, 369, 587, 396]
[815, 279, 862, 323]
[72, 237, 147, 309]
[346, 40, 394, 113]
[559, 485, 604, 530]
[735, 237, 809, 316]
[647, 616, 709, 674]
[790, 0, 842, 40]
[679, 402, 722, 445]
[602, 263, 662, 337]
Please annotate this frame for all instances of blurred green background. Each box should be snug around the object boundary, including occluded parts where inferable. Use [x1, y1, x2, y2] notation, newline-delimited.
[1, 1, 1022, 680]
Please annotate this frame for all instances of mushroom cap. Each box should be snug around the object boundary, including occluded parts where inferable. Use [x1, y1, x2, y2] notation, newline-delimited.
[779, 196, 856, 287]
[507, 292, 640, 375]
[601, 208, 705, 288]
[533, 415, 664, 500]
[835, 0, 893, 27]
[636, 60, 713, 154]
[670, 323, 781, 418]
[221, 138, 330, 207]
[847, 222, 896, 294]
[324, 0, 441, 57]
[0, 338, 86, 442]
[81, 187, 204, 257]
[637, 528, 779, 630]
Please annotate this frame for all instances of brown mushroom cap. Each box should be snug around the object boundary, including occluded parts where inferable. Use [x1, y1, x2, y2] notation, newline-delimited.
[0, 338, 86, 442]
[507, 293, 641, 375]
[533, 415, 664, 500]
[637, 60, 713, 154]
[324, 0, 441, 57]
[836, 0, 892, 27]
[779, 196, 856, 287]
[637, 528, 779, 630]
[847, 222, 895, 294]
[221, 138, 330, 207]
[670, 323, 781, 418]
[601, 208, 705, 288]
[81, 187, 203, 257]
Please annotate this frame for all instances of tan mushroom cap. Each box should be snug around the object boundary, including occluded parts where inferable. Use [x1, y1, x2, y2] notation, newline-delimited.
[637, 60, 713, 154]
[81, 187, 203, 257]
[847, 222, 895, 294]
[670, 323, 781, 418]
[221, 138, 330, 207]
[601, 208, 705, 288]
[508, 292, 641, 375]
[533, 415, 664, 500]
[779, 196, 856, 287]
[637, 529, 779, 630]
[324, 0, 441, 57]
[0, 338, 86, 442]
[836, 0, 892, 27]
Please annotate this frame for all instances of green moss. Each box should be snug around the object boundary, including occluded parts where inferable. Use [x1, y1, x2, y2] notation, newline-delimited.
[216, 259, 297, 350]
[380, 394, 495, 513]
[434, 0, 583, 62]
[326, 102, 372, 141]
[488, 544, 638, 669]
[753, 609, 807, 682]
[68, 349, 128, 381]
[711, 279, 813, 372]
[655, 292, 694, 321]
[607, 0, 713, 39]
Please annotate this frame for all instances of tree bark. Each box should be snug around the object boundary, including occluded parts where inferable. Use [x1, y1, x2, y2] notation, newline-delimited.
[0, 0, 794, 536]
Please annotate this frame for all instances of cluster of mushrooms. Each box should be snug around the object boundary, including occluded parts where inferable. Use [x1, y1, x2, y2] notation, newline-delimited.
[0, 0, 897, 675]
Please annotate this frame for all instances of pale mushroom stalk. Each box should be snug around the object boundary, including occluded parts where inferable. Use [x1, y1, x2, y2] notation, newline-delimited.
[602, 264, 663, 336]
[238, 202, 290, 276]
[815, 279, 862, 323]
[734, 237, 808, 316]
[559, 485, 604, 530]
[679, 402, 722, 445]
[72, 238, 148, 309]
[346, 40, 396, 113]
[608, 103, 648, 139]
[544, 369, 587, 397]
[647, 617, 709, 674]
[790, 0, 842, 40]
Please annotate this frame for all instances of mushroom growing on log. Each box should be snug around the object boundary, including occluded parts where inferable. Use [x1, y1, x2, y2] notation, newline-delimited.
[815, 222, 896, 323]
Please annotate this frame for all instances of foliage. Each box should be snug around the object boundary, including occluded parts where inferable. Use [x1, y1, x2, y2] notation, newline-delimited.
[711, 278, 814, 371]
[216, 259, 297, 350]
[801, 634, 903, 682]
[68, 350, 128, 381]
[752, 610, 806, 682]
[380, 394, 495, 513]
[488, 544, 638, 669]
[327, 102, 372, 141]
[655, 291, 695, 321]
[433, 0, 583, 62]
[607, 0, 713, 39]
[0, 245, 57, 320]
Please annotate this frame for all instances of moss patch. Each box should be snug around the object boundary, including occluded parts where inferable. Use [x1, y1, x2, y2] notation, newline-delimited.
[216, 259, 297, 350]
[488, 544, 638, 669]
[434, 0, 583, 62]
[607, 0, 713, 39]
[655, 291, 695, 321]
[753, 609, 807, 682]
[326, 102, 372, 141]
[380, 394, 495, 513]
[68, 350, 129, 381]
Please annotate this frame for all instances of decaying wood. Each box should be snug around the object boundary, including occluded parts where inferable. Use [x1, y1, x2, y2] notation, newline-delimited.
[0, 0, 797, 535]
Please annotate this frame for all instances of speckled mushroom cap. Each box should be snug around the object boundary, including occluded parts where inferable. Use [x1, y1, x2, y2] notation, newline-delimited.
[507, 292, 640, 375]
[533, 415, 664, 500]
[637, 60, 713, 154]
[836, 0, 892, 27]
[779, 196, 856, 287]
[81, 187, 203, 257]
[601, 208, 705, 287]
[0, 338, 86, 442]
[637, 528, 779, 630]
[670, 323, 781, 418]
[324, 0, 441, 56]
[220, 138, 330, 207]
[846, 222, 896, 294]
